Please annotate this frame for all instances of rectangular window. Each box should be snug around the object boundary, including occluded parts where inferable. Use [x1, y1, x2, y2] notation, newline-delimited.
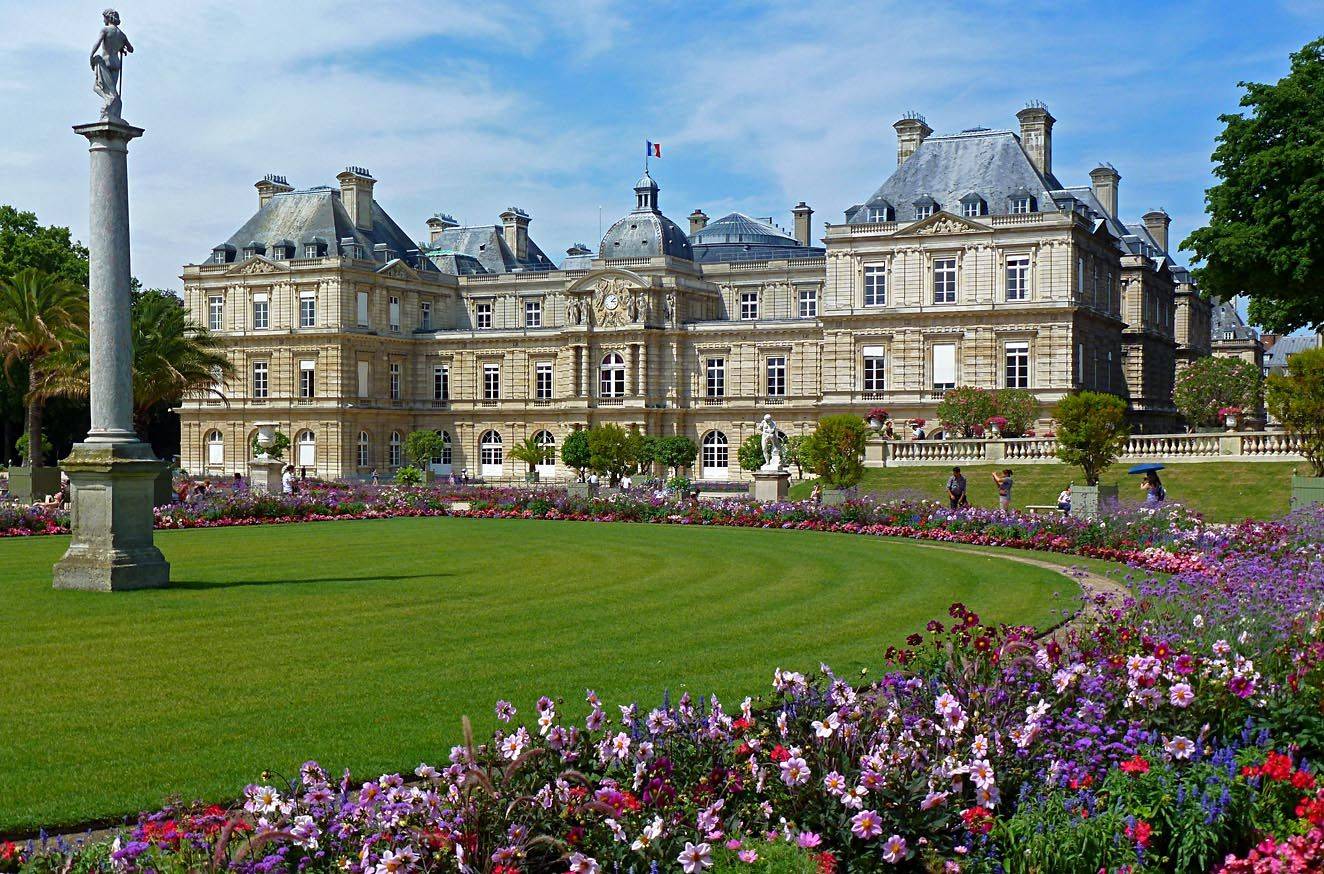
[1106, 272, 1114, 312]
[252, 361, 268, 398]
[389, 362, 400, 400]
[419, 300, 432, 330]
[356, 290, 369, 327]
[213, 250, 227, 264]
[706, 357, 725, 398]
[536, 362, 553, 400]
[862, 345, 886, 392]
[475, 301, 492, 329]
[299, 290, 315, 328]
[1010, 197, 1032, 214]
[1076, 342, 1085, 384]
[766, 356, 786, 397]
[863, 264, 887, 307]
[1076, 257, 1085, 298]
[962, 201, 982, 218]
[933, 258, 957, 304]
[208, 295, 223, 331]
[1105, 349, 1113, 391]
[299, 359, 315, 398]
[388, 295, 400, 332]
[433, 364, 449, 401]
[357, 360, 370, 397]
[798, 288, 817, 318]
[915, 204, 934, 220]
[867, 206, 889, 223]
[303, 244, 318, 259]
[933, 343, 956, 391]
[252, 292, 269, 330]
[1004, 342, 1029, 389]
[739, 291, 758, 321]
[1005, 255, 1030, 301]
[484, 363, 500, 399]
[525, 299, 542, 328]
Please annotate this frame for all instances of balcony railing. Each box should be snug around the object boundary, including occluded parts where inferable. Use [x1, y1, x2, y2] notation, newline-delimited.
[874, 431, 1304, 468]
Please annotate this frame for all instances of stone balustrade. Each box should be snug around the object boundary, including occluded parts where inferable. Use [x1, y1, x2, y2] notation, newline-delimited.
[870, 431, 1305, 468]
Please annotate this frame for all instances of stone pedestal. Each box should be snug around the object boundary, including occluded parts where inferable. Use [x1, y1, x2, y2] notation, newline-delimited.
[8, 465, 61, 504]
[750, 469, 790, 502]
[248, 459, 284, 493]
[53, 442, 170, 591]
[1069, 484, 1119, 518]
[1291, 476, 1324, 511]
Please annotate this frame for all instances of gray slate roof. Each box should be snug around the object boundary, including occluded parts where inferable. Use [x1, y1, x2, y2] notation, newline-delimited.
[424, 225, 554, 275]
[849, 129, 1059, 225]
[689, 212, 824, 264]
[1264, 334, 1322, 372]
[1211, 298, 1257, 342]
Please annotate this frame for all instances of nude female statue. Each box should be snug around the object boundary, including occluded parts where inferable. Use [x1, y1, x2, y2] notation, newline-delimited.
[90, 9, 133, 121]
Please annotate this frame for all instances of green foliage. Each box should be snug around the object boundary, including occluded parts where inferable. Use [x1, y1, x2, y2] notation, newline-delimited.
[508, 436, 553, 473]
[783, 434, 807, 477]
[992, 388, 1040, 437]
[1054, 391, 1129, 485]
[561, 429, 591, 476]
[129, 288, 235, 438]
[1266, 345, 1324, 475]
[737, 433, 765, 472]
[1174, 356, 1264, 428]
[0, 205, 89, 287]
[665, 475, 692, 493]
[14, 431, 53, 464]
[653, 435, 698, 475]
[394, 465, 423, 485]
[993, 788, 1134, 874]
[1182, 38, 1324, 332]
[802, 414, 869, 489]
[586, 424, 638, 484]
[936, 386, 995, 437]
[250, 429, 290, 461]
[707, 841, 819, 873]
[403, 430, 446, 469]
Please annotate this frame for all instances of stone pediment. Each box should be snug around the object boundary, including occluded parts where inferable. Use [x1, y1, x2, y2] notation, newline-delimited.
[899, 211, 989, 237]
[226, 255, 287, 276]
[377, 258, 419, 280]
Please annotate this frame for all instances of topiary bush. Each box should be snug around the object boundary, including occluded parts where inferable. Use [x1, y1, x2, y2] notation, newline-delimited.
[801, 414, 869, 489]
[1054, 391, 1129, 485]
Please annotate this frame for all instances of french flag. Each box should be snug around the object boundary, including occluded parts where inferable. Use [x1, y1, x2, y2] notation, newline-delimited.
[646, 141, 662, 158]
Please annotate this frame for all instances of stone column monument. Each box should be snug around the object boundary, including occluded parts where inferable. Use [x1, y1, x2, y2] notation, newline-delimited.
[53, 10, 170, 591]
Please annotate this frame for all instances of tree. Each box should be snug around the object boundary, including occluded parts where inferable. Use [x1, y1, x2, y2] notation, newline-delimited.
[0, 206, 89, 287]
[737, 434, 764, 472]
[1182, 39, 1324, 333]
[652, 435, 698, 478]
[783, 434, 807, 478]
[1266, 346, 1324, 476]
[1174, 356, 1264, 428]
[992, 388, 1040, 437]
[1054, 392, 1130, 485]
[509, 435, 552, 474]
[935, 387, 995, 437]
[801, 414, 869, 489]
[586, 424, 638, 485]
[403, 430, 446, 469]
[128, 289, 234, 440]
[0, 269, 89, 468]
[561, 429, 591, 479]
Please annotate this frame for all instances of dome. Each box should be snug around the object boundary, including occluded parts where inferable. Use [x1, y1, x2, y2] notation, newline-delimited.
[598, 171, 693, 261]
[689, 213, 799, 247]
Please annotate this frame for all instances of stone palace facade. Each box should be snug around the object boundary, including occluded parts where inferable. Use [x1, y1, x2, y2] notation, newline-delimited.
[179, 104, 1210, 481]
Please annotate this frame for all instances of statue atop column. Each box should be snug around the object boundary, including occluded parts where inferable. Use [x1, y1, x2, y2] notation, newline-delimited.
[90, 9, 133, 122]
[758, 413, 785, 471]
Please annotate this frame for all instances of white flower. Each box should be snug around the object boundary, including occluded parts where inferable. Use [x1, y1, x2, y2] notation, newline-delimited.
[631, 816, 663, 851]
[1169, 682, 1195, 708]
[568, 853, 600, 874]
[1164, 735, 1196, 760]
[610, 732, 631, 760]
[813, 713, 840, 738]
[969, 759, 996, 790]
[1193, 614, 1205, 629]
[780, 756, 810, 786]
[971, 734, 989, 758]
[677, 842, 713, 874]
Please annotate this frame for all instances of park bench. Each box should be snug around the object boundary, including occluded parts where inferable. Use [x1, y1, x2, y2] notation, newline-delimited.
[1024, 504, 1063, 515]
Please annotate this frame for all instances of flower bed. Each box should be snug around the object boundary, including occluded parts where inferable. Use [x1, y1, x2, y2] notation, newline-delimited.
[7, 491, 1324, 872]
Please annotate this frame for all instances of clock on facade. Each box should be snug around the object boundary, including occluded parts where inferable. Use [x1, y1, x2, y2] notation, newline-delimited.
[603, 293, 619, 311]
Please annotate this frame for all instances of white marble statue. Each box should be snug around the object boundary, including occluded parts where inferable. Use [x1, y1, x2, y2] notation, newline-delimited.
[758, 413, 785, 471]
[91, 9, 133, 122]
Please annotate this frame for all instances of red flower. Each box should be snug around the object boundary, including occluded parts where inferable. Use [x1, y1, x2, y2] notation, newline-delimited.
[1119, 755, 1150, 775]
[1125, 819, 1153, 848]
[815, 851, 838, 874]
[961, 805, 994, 835]
[769, 744, 791, 763]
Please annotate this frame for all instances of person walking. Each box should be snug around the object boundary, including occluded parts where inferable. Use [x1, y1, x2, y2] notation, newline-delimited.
[992, 468, 1014, 512]
[946, 466, 969, 509]
[1141, 471, 1166, 505]
[281, 464, 295, 495]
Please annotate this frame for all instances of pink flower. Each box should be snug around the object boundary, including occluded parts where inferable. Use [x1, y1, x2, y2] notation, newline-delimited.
[882, 834, 908, 864]
[850, 810, 883, 840]
[677, 842, 712, 874]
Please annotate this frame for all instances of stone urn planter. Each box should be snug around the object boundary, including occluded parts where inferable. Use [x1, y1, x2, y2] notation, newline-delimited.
[821, 488, 853, 506]
[1224, 414, 1239, 431]
[867, 417, 882, 430]
[8, 464, 60, 504]
[525, 470, 540, 484]
[1070, 483, 1118, 518]
[252, 422, 280, 458]
[567, 482, 596, 499]
[1290, 475, 1324, 511]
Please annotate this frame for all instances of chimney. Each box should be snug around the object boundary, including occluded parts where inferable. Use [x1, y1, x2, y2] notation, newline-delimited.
[336, 166, 376, 231]
[792, 202, 814, 246]
[893, 112, 932, 166]
[426, 213, 458, 245]
[1088, 164, 1120, 218]
[1016, 102, 1055, 177]
[500, 207, 530, 262]
[1261, 333, 1278, 351]
[688, 209, 708, 235]
[255, 173, 292, 209]
[1142, 208, 1171, 252]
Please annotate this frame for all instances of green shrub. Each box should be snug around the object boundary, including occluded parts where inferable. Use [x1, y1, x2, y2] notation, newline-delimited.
[1054, 391, 1129, 485]
[14, 432, 53, 465]
[1174, 356, 1263, 428]
[561, 429, 591, 478]
[403, 430, 446, 469]
[654, 435, 699, 476]
[1266, 346, 1324, 476]
[738, 433, 764, 472]
[394, 465, 423, 485]
[993, 388, 1040, 437]
[802, 414, 869, 489]
[936, 386, 995, 437]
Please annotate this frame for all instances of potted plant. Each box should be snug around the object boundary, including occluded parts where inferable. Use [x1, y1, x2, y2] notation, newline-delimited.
[866, 407, 889, 429]
[1219, 406, 1243, 431]
[1054, 391, 1129, 517]
[561, 430, 594, 496]
[1266, 347, 1324, 509]
[986, 415, 1008, 437]
[936, 387, 995, 438]
[403, 430, 447, 483]
[801, 414, 869, 505]
[509, 436, 551, 484]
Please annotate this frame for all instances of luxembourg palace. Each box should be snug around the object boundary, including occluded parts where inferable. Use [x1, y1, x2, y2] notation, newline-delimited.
[179, 104, 1212, 482]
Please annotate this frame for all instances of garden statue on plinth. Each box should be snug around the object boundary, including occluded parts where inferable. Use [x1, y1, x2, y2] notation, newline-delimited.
[750, 413, 790, 502]
[247, 423, 287, 493]
[53, 9, 170, 591]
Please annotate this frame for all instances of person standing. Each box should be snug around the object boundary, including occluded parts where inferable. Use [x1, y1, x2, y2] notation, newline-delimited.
[281, 464, 295, 495]
[946, 467, 968, 509]
[992, 468, 1014, 512]
[913, 421, 927, 441]
[1142, 471, 1166, 505]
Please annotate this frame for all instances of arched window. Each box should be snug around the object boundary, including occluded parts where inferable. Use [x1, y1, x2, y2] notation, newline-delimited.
[479, 429, 503, 478]
[357, 431, 370, 468]
[389, 431, 402, 467]
[206, 429, 224, 466]
[430, 429, 453, 474]
[296, 429, 316, 468]
[701, 430, 729, 480]
[600, 352, 626, 398]
[533, 429, 556, 477]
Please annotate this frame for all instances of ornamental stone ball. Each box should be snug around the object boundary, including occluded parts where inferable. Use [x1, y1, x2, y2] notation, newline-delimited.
[90, 8, 133, 122]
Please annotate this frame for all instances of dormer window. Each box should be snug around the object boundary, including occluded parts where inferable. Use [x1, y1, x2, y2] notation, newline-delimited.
[865, 203, 894, 223]
[242, 241, 265, 259]
[1008, 189, 1036, 214]
[304, 237, 328, 258]
[960, 194, 986, 218]
[211, 246, 235, 264]
[272, 240, 295, 260]
[913, 197, 938, 220]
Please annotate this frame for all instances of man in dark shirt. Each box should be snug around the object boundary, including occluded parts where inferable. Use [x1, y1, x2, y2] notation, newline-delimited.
[946, 467, 968, 509]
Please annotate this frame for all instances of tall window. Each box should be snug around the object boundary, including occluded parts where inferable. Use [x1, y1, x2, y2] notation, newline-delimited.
[536, 362, 553, 400]
[357, 360, 370, 397]
[933, 343, 956, 392]
[206, 430, 224, 465]
[419, 300, 432, 330]
[739, 291, 758, 320]
[706, 357, 725, 398]
[299, 359, 315, 398]
[356, 290, 369, 327]
[357, 431, 370, 467]
[798, 288, 817, 318]
[525, 299, 542, 328]
[475, 302, 492, 329]
[479, 430, 503, 476]
[389, 431, 402, 467]
[862, 347, 886, 392]
[299, 290, 316, 328]
[766, 356, 786, 397]
[433, 364, 449, 401]
[1105, 349, 1113, 391]
[433, 430, 453, 468]
[600, 353, 626, 398]
[296, 430, 316, 468]
[1076, 257, 1085, 298]
[1005, 341, 1030, 388]
[1076, 342, 1085, 384]
[208, 295, 223, 331]
[389, 362, 400, 400]
[252, 361, 268, 398]
[1005, 255, 1030, 301]
[701, 431, 729, 479]
[533, 430, 556, 475]
[864, 264, 887, 307]
[484, 363, 500, 400]
[252, 292, 269, 330]
[388, 296, 400, 332]
[933, 258, 957, 304]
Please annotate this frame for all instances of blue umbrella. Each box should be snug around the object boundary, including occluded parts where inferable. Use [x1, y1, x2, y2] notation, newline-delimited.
[1127, 463, 1166, 474]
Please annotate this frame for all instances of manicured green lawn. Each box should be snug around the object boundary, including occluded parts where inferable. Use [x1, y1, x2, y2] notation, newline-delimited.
[788, 461, 1301, 522]
[0, 517, 1073, 834]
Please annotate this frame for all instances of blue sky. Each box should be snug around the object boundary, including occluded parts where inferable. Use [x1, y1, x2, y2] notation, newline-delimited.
[1, 0, 1320, 301]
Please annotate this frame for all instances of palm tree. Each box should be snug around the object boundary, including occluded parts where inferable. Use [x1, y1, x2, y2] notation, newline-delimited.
[0, 269, 88, 468]
[128, 290, 234, 439]
[509, 436, 552, 475]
